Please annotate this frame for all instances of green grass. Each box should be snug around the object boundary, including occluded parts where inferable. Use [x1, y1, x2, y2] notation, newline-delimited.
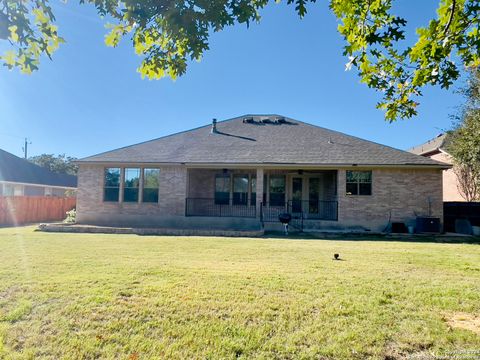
[0, 227, 479, 359]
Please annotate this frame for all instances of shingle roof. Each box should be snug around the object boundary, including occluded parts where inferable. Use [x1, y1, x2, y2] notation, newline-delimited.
[78, 115, 448, 168]
[408, 133, 451, 156]
[0, 149, 77, 187]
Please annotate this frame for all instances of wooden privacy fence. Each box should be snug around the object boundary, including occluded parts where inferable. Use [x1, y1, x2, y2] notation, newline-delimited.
[0, 196, 76, 226]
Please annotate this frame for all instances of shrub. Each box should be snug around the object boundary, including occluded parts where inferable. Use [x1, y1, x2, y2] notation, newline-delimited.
[64, 208, 76, 224]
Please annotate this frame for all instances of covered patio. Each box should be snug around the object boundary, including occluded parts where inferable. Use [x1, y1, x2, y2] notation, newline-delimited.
[185, 168, 338, 222]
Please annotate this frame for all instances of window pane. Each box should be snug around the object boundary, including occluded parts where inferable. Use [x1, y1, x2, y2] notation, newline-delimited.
[143, 168, 160, 203]
[215, 175, 230, 205]
[124, 168, 140, 202]
[250, 176, 256, 206]
[105, 168, 120, 187]
[291, 178, 303, 213]
[269, 176, 285, 206]
[346, 183, 358, 195]
[144, 168, 160, 188]
[309, 178, 320, 214]
[233, 175, 248, 205]
[125, 168, 140, 188]
[359, 183, 372, 195]
[124, 188, 139, 202]
[143, 188, 159, 203]
[357, 171, 372, 183]
[104, 168, 120, 202]
[104, 187, 119, 202]
[346, 170, 357, 182]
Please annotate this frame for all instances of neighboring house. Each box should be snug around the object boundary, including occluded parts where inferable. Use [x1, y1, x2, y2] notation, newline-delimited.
[408, 133, 464, 202]
[76, 115, 449, 232]
[0, 149, 77, 197]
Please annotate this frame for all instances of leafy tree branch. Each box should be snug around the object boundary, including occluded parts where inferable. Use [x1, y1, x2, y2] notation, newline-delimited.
[1, 0, 479, 121]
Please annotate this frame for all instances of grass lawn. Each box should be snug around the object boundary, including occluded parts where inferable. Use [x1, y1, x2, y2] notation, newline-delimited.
[0, 227, 479, 359]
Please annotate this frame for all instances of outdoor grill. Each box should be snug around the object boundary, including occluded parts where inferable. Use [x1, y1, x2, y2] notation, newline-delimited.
[278, 213, 292, 235]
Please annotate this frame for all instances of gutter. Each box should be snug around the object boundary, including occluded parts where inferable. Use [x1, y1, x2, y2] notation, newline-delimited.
[74, 161, 451, 170]
[0, 180, 77, 189]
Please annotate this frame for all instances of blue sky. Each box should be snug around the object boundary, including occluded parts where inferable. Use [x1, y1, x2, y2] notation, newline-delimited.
[0, 0, 465, 159]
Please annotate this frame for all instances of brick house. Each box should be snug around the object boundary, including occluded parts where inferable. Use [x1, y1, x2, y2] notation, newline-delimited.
[408, 133, 465, 202]
[76, 115, 449, 232]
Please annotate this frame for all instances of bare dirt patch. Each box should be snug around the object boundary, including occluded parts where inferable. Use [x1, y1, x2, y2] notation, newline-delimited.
[445, 312, 480, 335]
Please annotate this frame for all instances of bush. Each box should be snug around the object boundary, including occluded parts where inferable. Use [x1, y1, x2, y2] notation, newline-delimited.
[64, 208, 76, 224]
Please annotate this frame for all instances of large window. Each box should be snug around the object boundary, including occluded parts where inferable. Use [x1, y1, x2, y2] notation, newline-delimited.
[104, 168, 120, 202]
[233, 175, 249, 205]
[124, 168, 140, 202]
[346, 170, 372, 196]
[269, 175, 286, 206]
[215, 175, 231, 205]
[143, 168, 160, 203]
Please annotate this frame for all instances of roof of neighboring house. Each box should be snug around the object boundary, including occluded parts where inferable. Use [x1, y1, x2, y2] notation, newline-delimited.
[407, 133, 451, 156]
[0, 149, 77, 188]
[78, 114, 449, 168]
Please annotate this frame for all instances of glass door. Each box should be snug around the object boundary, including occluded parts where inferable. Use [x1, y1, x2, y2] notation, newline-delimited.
[308, 177, 320, 218]
[291, 177, 303, 213]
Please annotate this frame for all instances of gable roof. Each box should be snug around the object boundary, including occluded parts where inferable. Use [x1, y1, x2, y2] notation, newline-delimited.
[0, 149, 77, 188]
[407, 133, 451, 156]
[78, 115, 448, 168]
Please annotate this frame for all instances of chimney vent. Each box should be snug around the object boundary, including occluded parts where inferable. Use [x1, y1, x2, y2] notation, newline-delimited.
[211, 118, 217, 133]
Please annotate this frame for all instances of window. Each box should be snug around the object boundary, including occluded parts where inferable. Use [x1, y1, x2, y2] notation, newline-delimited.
[346, 171, 372, 195]
[233, 175, 248, 205]
[250, 176, 256, 206]
[104, 168, 120, 202]
[3, 184, 14, 196]
[269, 175, 286, 206]
[143, 168, 160, 203]
[124, 168, 140, 202]
[215, 175, 230, 205]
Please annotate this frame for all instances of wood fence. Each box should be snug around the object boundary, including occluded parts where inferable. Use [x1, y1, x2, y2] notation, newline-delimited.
[0, 196, 76, 226]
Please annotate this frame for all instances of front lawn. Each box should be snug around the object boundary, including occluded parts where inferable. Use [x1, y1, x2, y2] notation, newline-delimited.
[0, 227, 479, 359]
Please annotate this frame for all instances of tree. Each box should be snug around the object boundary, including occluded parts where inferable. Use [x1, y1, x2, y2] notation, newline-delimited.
[448, 68, 480, 201]
[1, 0, 479, 121]
[454, 164, 479, 202]
[28, 153, 78, 176]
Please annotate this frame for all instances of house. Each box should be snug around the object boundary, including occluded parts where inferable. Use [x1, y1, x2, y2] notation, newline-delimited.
[76, 115, 449, 232]
[0, 149, 77, 197]
[408, 133, 464, 202]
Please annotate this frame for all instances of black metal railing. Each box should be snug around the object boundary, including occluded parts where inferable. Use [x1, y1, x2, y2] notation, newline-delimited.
[261, 200, 338, 222]
[185, 198, 256, 218]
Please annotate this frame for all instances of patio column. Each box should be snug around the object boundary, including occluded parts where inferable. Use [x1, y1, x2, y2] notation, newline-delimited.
[256, 168, 264, 219]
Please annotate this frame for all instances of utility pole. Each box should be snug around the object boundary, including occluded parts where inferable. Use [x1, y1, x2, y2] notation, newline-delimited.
[22, 138, 32, 159]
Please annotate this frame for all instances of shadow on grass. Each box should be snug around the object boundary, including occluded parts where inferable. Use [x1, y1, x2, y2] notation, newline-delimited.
[262, 231, 480, 245]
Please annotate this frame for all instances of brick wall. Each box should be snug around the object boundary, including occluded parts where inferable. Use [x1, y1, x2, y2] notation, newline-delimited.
[77, 165, 443, 231]
[337, 168, 443, 231]
[428, 152, 464, 202]
[76, 164, 187, 226]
